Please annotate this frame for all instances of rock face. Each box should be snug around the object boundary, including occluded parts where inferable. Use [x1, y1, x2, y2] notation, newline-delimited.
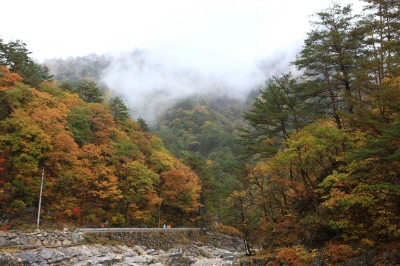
[1, 242, 242, 265]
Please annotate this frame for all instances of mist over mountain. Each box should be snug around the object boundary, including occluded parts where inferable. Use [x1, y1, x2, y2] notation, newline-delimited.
[47, 45, 297, 127]
[103, 48, 256, 126]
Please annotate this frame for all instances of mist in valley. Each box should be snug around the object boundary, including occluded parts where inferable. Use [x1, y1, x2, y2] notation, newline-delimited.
[97, 45, 298, 127]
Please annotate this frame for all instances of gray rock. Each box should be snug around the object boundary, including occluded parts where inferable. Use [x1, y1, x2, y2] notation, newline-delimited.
[146, 248, 156, 254]
[126, 255, 155, 264]
[72, 232, 80, 240]
[223, 256, 235, 261]
[38, 248, 55, 260]
[20, 237, 29, 245]
[0, 252, 29, 266]
[219, 251, 234, 258]
[113, 255, 124, 262]
[157, 252, 195, 266]
[13, 251, 38, 263]
[0, 236, 8, 246]
[134, 245, 147, 255]
[58, 246, 80, 258]
[80, 245, 98, 257]
[91, 255, 113, 265]
[48, 250, 66, 263]
[190, 246, 213, 258]
[9, 238, 20, 245]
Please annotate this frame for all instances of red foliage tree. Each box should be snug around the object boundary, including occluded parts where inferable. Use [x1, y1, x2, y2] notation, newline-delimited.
[0, 157, 4, 171]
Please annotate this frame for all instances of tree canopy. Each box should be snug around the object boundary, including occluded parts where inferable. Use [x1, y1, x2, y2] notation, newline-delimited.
[0, 59, 201, 228]
[0, 39, 52, 88]
[231, 1, 400, 263]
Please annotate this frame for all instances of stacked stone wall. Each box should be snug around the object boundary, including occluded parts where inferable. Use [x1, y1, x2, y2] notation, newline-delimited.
[0, 228, 84, 248]
[87, 230, 204, 250]
[0, 229, 242, 251]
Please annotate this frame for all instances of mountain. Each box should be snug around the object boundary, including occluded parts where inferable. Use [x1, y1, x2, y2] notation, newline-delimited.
[0, 63, 201, 229]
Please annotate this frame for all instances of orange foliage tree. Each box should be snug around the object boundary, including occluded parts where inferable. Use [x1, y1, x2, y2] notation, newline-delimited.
[0, 66, 23, 90]
[159, 163, 201, 225]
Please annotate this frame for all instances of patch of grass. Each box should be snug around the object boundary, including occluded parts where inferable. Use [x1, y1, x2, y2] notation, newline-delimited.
[176, 236, 189, 244]
[212, 240, 219, 248]
[85, 235, 93, 242]
[0, 247, 21, 253]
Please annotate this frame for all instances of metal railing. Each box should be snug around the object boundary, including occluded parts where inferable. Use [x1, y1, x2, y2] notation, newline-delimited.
[76, 227, 202, 232]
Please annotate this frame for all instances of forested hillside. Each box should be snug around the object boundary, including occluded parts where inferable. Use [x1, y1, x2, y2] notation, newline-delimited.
[46, 52, 255, 227]
[230, 1, 400, 263]
[154, 95, 249, 228]
[0, 41, 201, 228]
[43, 46, 259, 230]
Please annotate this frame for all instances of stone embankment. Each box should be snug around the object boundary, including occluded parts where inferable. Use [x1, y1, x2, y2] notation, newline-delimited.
[0, 229, 244, 265]
[0, 228, 83, 248]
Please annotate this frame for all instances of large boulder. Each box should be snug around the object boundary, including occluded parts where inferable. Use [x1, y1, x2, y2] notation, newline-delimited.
[0, 252, 30, 266]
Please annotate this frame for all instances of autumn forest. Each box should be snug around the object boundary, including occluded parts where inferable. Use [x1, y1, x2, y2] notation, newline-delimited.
[1, 0, 400, 264]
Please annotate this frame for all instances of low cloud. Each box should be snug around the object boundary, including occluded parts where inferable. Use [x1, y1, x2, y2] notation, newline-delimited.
[101, 44, 297, 127]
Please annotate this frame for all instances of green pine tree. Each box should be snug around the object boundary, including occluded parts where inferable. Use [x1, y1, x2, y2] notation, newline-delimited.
[76, 80, 103, 103]
[238, 73, 310, 158]
[137, 117, 149, 132]
[109, 96, 130, 121]
[292, 3, 361, 128]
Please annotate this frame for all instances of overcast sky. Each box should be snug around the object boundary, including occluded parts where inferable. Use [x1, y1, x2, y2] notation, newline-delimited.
[3, 0, 363, 63]
[2, 0, 364, 125]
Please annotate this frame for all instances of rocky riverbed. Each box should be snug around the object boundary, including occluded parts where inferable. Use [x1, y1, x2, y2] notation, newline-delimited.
[1, 242, 242, 265]
[0, 228, 246, 265]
